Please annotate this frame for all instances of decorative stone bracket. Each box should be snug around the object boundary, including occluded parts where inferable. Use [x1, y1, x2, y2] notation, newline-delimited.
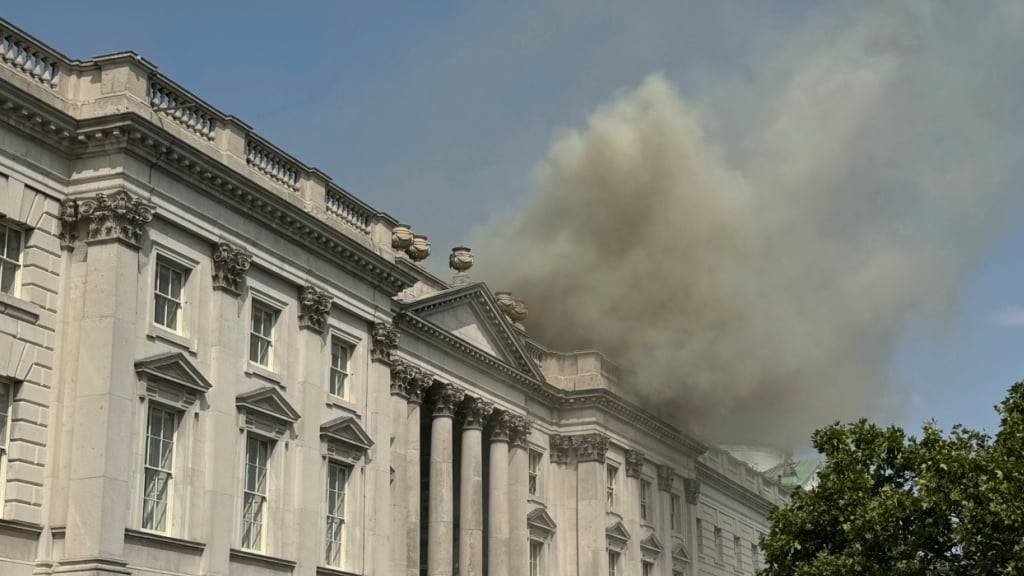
[212, 241, 253, 295]
[657, 464, 676, 492]
[509, 414, 531, 449]
[61, 190, 156, 250]
[625, 449, 645, 478]
[298, 284, 332, 332]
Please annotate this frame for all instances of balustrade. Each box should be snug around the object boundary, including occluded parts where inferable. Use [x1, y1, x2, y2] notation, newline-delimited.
[149, 79, 217, 141]
[0, 28, 59, 89]
[245, 138, 300, 191]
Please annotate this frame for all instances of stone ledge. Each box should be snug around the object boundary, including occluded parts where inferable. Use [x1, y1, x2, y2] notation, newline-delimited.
[0, 291, 41, 324]
[229, 548, 297, 570]
[124, 528, 206, 553]
[0, 517, 42, 536]
[317, 566, 362, 576]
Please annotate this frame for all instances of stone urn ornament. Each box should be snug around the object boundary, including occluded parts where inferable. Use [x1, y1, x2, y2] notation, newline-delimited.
[509, 298, 528, 329]
[392, 224, 414, 251]
[494, 291, 516, 316]
[449, 246, 473, 285]
[406, 234, 431, 262]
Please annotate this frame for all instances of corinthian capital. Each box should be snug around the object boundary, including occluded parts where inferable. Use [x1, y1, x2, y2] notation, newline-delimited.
[298, 284, 333, 332]
[657, 464, 676, 492]
[490, 410, 512, 442]
[390, 359, 412, 398]
[431, 382, 465, 418]
[625, 449, 645, 478]
[78, 190, 155, 248]
[212, 241, 253, 295]
[508, 415, 531, 449]
[574, 433, 610, 463]
[370, 321, 400, 365]
[461, 396, 494, 430]
[406, 369, 432, 405]
[549, 434, 573, 464]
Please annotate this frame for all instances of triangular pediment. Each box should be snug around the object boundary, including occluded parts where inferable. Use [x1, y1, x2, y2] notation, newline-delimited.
[527, 507, 557, 536]
[321, 415, 374, 451]
[135, 352, 212, 393]
[606, 521, 631, 545]
[236, 386, 300, 424]
[402, 283, 544, 380]
[641, 532, 664, 554]
[672, 542, 691, 563]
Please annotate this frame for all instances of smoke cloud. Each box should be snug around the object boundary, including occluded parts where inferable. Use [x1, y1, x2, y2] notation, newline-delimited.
[473, 1, 1024, 445]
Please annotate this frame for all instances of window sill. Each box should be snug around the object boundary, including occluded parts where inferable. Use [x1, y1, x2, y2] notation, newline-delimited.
[125, 528, 205, 553]
[0, 291, 41, 323]
[147, 324, 197, 354]
[317, 566, 361, 576]
[246, 362, 284, 386]
[0, 518, 43, 536]
[327, 395, 361, 417]
[230, 548, 297, 569]
[527, 497, 546, 508]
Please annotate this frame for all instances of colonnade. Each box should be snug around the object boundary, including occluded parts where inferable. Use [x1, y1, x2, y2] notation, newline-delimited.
[390, 359, 530, 576]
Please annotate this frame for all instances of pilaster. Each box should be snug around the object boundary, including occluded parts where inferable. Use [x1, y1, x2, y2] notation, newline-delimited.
[575, 433, 609, 576]
[508, 416, 531, 576]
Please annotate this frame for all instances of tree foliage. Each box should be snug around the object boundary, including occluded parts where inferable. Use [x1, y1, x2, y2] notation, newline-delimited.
[760, 382, 1024, 576]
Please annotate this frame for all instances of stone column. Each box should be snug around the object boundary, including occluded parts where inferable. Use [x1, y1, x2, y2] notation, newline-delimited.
[405, 369, 431, 576]
[62, 191, 154, 575]
[576, 433, 610, 576]
[487, 411, 512, 576]
[508, 416, 531, 576]
[390, 361, 412, 576]
[428, 383, 464, 576]
[657, 465, 676, 576]
[459, 396, 492, 576]
[369, 322, 400, 575]
[624, 449, 645, 569]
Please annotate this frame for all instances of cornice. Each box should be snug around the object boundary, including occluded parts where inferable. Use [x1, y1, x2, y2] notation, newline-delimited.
[696, 461, 777, 517]
[0, 80, 416, 295]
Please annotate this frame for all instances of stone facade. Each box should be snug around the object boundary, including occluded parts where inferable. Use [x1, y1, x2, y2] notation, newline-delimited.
[0, 18, 786, 576]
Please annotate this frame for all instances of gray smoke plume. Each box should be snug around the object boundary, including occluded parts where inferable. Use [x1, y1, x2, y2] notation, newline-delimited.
[472, 1, 1024, 445]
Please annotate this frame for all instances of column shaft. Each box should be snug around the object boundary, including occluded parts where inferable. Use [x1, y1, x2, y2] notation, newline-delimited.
[508, 419, 531, 576]
[487, 420, 510, 576]
[459, 427, 484, 576]
[428, 415, 454, 576]
[406, 400, 423, 576]
[391, 393, 409, 576]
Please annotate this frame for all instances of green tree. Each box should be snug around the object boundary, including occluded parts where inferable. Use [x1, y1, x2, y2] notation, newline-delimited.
[760, 382, 1024, 576]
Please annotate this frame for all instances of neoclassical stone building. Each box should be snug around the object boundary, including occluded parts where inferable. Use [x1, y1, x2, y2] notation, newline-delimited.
[0, 18, 786, 576]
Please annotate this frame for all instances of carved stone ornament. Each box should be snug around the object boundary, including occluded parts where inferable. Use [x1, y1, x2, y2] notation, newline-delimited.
[625, 449, 645, 478]
[370, 321, 400, 364]
[449, 246, 473, 287]
[406, 234, 431, 262]
[684, 477, 701, 505]
[406, 369, 432, 406]
[461, 396, 494, 430]
[431, 382, 465, 418]
[657, 464, 675, 492]
[549, 434, 574, 465]
[390, 358, 412, 398]
[509, 414, 531, 449]
[574, 433, 610, 463]
[392, 223, 414, 251]
[58, 198, 79, 249]
[298, 284, 333, 332]
[211, 241, 253, 294]
[77, 190, 156, 248]
[490, 410, 512, 442]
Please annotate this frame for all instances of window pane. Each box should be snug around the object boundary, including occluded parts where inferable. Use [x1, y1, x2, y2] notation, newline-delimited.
[169, 269, 182, 298]
[6, 229, 20, 260]
[0, 384, 8, 443]
[143, 468, 169, 531]
[1, 262, 15, 294]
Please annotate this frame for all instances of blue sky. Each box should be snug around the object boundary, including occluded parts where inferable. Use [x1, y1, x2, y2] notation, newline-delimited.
[9, 1, 1023, 441]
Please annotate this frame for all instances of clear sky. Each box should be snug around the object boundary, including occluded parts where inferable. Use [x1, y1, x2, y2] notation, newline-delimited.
[8, 1, 1023, 442]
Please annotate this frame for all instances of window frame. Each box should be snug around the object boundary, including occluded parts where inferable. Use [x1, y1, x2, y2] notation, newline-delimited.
[0, 222, 23, 298]
[324, 459, 349, 568]
[715, 526, 724, 564]
[0, 381, 12, 515]
[153, 258, 188, 334]
[670, 493, 682, 533]
[696, 518, 704, 555]
[241, 433, 272, 552]
[529, 537, 545, 576]
[639, 478, 652, 522]
[528, 448, 543, 497]
[642, 560, 655, 576]
[248, 299, 279, 371]
[735, 535, 743, 569]
[608, 550, 620, 576]
[606, 463, 618, 509]
[141, 404, 178, 533]
[328, 338, 351, 399]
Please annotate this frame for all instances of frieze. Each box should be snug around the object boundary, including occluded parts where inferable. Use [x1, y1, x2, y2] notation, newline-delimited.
[657, 464, 675, 492]
[298, 284, 332, 332]
[78, 190, 155, 248]
[211, 241, 252, 295]
[431, 382, 465, 418]
[371, 321, 400, 365]
[460, 396, 494, 430]
[625, 449, 645, 478]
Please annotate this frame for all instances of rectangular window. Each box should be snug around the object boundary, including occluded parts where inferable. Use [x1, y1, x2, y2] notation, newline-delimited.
[324, 461, 347, 567]
[241, 435, 270, 551]
[606, 464, 617, 508]
[153, 260, 186, 333]
[608, 551, 620, 576]
[0, 383, 10, 511]
[0, 224, 22, 296]
[715, 526, 724, 563]
[640, 478, 651, 521]
[751, 542, 759, 569]
[642, 560, 655, 576]
[142, 406, 176, 532]
[735, 535, 743, 567]
[528, 450, 541, 496]
[671, 494, 682, 532]
[696, 519, 703, 554]
[529, 539, 544, 576]
[249, 302, 278, 368]
[329, 339, 349, 398]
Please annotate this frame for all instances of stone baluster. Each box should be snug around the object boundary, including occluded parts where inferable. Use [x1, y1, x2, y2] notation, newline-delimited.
[487, 410, 512, 576]
[405, 370, 432, 576]
[428, 383, 464, 576]
[459, 396, 493, 576]
[508, 416, 531, 576]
